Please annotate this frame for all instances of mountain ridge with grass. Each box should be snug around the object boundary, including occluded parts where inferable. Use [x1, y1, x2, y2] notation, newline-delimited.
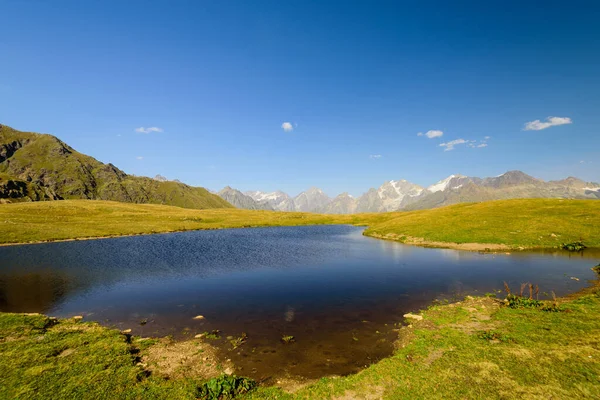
[0, 124, 232, 210]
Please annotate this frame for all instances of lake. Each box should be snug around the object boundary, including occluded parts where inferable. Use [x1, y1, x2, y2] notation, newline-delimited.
[0, 225, 598, 380]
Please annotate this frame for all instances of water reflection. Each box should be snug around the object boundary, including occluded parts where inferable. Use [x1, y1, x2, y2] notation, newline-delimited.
[0, 270, 72, 313]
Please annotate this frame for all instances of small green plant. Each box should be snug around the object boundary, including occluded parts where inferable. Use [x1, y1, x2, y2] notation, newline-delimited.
[560, 241, 587, 251]
[202, 330, 221, 340]
[503, 282, 565, 311]
[503, 282, 541, 308]
[539, 291, 564, 312]
[592, 264, 600, 274]
[478, 330, 513, 343]
[505, 294, 543, 308]
[229, 332, 248, 349]
[281, 335, 296, 344]
[196, 374, 256, 399]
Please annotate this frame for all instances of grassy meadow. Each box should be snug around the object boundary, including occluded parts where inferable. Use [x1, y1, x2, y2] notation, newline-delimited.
[1, 198, 599, 250]
[0, 199, 392, 245]
[366, 198, 600, 249]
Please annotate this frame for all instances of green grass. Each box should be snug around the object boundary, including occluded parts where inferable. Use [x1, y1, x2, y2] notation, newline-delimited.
[2, 284, 599, 399]
[0, 314, 198, 399]
[365, 198, 600, 249]
[1, 198, 599, 250]
[0, 124, 233, 210]
[0, 199, 391, 245]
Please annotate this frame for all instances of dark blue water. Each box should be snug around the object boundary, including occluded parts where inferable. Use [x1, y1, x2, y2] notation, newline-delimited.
[0, 225, 598, 378]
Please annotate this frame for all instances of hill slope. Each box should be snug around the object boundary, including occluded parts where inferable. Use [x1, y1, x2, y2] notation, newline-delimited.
[365, 198, 600, 249]
[0, 124, 232, 210]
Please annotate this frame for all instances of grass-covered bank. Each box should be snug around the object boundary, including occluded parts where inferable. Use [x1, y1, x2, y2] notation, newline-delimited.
[1, 198, 600, 250]
[2, 276, 600, 399]
[0, 200, 390, 246]
[365, 198, 600, 250]
[0, 313, 237, 399]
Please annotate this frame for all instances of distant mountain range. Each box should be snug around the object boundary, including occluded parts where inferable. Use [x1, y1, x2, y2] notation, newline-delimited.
[0, 124, 232, 209]
[217, 187, 273, 210]
[221, 171, 600, 214]
[2, 124, 598, 213]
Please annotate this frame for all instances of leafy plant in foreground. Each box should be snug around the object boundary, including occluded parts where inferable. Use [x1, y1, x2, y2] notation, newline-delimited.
[196, 374, 256, 399]
[502, 282, 563, 311]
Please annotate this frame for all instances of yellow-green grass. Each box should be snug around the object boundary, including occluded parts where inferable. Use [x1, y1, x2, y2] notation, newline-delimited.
[0, 200, 393, 245]
[1, 198, 599, 249]
[2, 283, 600, 399]
[365, 198, 600, 249]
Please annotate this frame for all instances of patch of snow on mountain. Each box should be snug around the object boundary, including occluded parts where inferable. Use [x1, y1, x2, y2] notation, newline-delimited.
[427, 175, 457, 193]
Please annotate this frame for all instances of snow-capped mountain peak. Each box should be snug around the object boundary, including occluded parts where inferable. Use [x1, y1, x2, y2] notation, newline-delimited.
[427, 174, 465, 193]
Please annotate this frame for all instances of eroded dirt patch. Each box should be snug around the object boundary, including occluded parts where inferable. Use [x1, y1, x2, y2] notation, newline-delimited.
[142, 337, 234, 380]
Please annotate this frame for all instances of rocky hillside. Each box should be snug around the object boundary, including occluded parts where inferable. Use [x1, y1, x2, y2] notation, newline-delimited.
[294, 187, 331, 212]
[217, 187, 273, 210]
[0, 124, 233, 210]
[319, 193, 357, 214]
[245, 190, 297, 211]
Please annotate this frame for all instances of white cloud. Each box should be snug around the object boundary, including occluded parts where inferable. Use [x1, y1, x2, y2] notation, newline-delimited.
[369, 154, 383, 159]
[136, 156, 144, 160]
[417, 130, 443, 139]
[135, 127, 163, 134]
[439, 139, 467, 151]
[281, 122, 293, 132]
[523, 116, 572, 131]
[468, 141, 489, 149]
[484, 136, 491, 139]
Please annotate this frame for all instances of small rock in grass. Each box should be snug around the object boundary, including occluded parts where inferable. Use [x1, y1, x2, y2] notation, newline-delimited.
[403, 313, 423, 321]
[72, 315, 84, 321]
[194, 333, 205, 339]
[122, 329, 132, 334]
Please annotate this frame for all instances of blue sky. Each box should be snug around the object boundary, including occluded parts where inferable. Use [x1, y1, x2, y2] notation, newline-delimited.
[1, 1, 599, 197]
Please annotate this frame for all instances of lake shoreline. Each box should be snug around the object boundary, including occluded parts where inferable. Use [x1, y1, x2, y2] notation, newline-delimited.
[3, 198, 599, 251]
[1, 225, 592, 253]
[2, 273, 599, 397]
